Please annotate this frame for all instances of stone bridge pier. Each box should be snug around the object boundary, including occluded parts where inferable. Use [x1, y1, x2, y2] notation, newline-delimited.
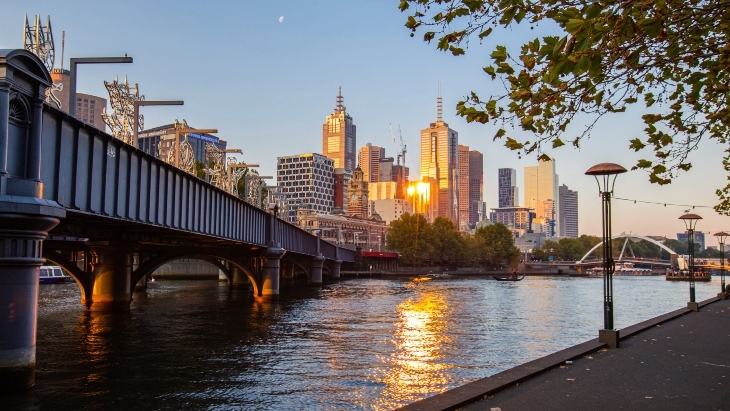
[0, 50, 65, 391]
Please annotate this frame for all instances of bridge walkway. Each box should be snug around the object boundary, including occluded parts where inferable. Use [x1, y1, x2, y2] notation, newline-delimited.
[399, 297, 730, 411]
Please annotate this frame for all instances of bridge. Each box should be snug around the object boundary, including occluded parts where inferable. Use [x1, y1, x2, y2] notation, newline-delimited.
[0, 49, 355, 390]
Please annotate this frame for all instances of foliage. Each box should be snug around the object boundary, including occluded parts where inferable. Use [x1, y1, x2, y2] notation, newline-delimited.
[532, 235, 601, 261]
[400, 0, 730, 212]
[387, 213, 435, 266]
[431, 217, 469, 265]
[474, 223, 521, 268]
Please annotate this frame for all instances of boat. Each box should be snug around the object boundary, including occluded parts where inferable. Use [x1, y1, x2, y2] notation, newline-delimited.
[39, 265, 72, 284]
[493, 274, 525, 281]
[666, 269, 712, 281]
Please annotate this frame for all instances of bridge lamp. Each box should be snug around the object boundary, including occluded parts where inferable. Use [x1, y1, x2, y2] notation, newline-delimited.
[69, 56, 133, 117]
[713, 231, 729, 299]
[680, 213, 702, 309]
[585, 162, 627, 348]
[132, 100, 184, 148]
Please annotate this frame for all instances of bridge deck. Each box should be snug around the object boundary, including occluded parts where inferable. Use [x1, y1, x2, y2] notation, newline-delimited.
[40, 105, 353, 262]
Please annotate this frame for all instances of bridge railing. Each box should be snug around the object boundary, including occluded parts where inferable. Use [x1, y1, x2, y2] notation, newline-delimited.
[40, 105, 354, 262]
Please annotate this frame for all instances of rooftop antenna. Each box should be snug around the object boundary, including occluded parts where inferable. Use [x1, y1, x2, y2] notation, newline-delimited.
[23, 14, 55, 72]
[60, 30, 64, 70]
[335, 86, 345, 112]
[437, 82, 443, 122]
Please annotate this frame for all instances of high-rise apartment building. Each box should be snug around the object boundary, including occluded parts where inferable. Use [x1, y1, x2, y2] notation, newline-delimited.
[498, 168, 518, 208]
[468, 150, 484, 226]
[457, 146, 484, 228]
[558, 184, 578, 238]
[333, 168, 352, 212]
[524, 158, 559, 237]
[420, 91, 459, 224]
[458, 145, 470, 229]
[358, 143, 384, 182]
[322, 87, 356, 172]
[379, 157, 410, 199]
[277, 153, 335, 224]
[50, 68, 107, 132]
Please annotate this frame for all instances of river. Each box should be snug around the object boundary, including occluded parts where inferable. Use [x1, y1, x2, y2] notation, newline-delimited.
[2, 275, 721, 410]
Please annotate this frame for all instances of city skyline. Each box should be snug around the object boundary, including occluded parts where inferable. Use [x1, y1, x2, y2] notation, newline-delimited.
[1, 2, 727, 246]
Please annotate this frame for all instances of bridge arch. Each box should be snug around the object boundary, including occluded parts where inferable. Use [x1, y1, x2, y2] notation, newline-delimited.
[133, 252, 260, 295]
[578, 234, 677, 263]
[42, 250, 88, 300]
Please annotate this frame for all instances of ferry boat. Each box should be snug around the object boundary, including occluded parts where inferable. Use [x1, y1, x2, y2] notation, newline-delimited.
[39, 265, 72, 284]
[615, 262, 653, 276]
[666, 269, 712, 282]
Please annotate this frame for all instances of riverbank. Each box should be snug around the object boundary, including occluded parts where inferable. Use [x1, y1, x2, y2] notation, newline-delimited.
[397, 296, 728, 411]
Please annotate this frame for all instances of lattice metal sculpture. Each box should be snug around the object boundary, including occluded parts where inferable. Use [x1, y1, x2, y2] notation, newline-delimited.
[245, 174, 266, 207]
[204, 142, 226, 189]
[24, 14, 64, 108]
[101, 76, 144, 145]
[157, 120, 194, 174]
[266, 185, 287, 219]
[227, 157, 247, 197]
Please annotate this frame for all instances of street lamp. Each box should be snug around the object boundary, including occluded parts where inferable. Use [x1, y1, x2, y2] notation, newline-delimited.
[69, 56, 133, 117]
[680, 213, 702, 310]
[586, 162, 627, 348]
[713, 231, 729, 299]
[132, 100, 184, 147]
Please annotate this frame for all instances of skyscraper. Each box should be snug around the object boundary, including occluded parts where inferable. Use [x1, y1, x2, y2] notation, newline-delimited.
[498, 168, 518, 208]
[524, 158, 559, 237]
[322, 87, 356, 172]
[458, 146, 484, 228]
[458, 145, 471, 229]
[357, 143, 384, 182]
[420, 89, 459, 224]
[558, 184, 578, 238]
[468, 150, 484, 226]
[50, 68, 107, 132]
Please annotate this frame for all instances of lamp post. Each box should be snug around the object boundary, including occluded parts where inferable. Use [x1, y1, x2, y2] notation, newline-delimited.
[69, 56, 133, 117]
[680, 213, 702, 311]
[714, 231, 729, 299]
[173, 128, 217, 168]
[586, 162, 627, 348]
[132, 100, 184, 148]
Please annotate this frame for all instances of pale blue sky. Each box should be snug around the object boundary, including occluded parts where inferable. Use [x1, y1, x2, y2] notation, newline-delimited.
[1, 1, 726, 245]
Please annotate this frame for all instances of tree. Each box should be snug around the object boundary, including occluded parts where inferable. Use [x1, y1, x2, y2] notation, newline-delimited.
[387, 213, 435, 266]
[474, 223, 521, 268]
[431, 217, 465, 265]
[400, 1, 730, 212]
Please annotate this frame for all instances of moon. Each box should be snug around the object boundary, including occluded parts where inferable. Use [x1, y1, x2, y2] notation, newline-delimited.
[278, 16, 284, 23]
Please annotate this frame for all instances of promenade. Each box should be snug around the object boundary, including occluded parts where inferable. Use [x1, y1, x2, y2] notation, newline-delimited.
[398, 297, 730, 411]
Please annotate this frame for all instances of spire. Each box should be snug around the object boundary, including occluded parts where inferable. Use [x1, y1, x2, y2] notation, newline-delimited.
[335, 86, 345, 112]
[437, 82, 443, 122]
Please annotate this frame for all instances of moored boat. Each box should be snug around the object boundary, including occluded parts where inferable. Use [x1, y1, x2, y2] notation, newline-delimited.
[39, 266, 72, 284]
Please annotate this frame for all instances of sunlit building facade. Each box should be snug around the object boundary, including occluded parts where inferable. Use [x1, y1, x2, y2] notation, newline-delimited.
[358, 143, 384, 182]
[420, 115, 459, 224]
[406, 178, 438, 222]
[524, 158, 559, 237]
[322, 87, 356, 172]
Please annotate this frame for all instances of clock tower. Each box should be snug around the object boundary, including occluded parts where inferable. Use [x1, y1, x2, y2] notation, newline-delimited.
[347, 167, 369, 218]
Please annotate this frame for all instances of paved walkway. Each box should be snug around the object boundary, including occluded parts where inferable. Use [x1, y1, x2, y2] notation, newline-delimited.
[397, 297, 730, 411]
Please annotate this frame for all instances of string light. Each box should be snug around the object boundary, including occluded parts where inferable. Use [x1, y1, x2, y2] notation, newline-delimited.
[613, 197, 715, 209]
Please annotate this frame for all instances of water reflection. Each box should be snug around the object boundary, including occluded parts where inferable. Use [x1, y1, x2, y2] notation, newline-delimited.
[3, 277, 722, 411]
[374, 281, 453, 410]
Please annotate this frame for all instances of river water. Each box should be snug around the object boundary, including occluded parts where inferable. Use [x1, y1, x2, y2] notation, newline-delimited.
[3, 275, 721, 410]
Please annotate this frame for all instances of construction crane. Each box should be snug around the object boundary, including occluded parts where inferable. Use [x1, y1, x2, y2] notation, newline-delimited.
[389, 123, 407, 166]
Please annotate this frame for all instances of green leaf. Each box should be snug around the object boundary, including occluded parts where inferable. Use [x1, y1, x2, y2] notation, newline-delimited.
[552, 138, 565, 148]
[635, 159, 653, 169]
[629, 138, 646, 151]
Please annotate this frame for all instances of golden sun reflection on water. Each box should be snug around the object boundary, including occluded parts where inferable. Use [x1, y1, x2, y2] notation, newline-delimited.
[373, 282, 453, 410]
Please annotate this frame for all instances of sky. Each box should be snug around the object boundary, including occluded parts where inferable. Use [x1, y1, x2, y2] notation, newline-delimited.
[1, 1, 727, 246]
